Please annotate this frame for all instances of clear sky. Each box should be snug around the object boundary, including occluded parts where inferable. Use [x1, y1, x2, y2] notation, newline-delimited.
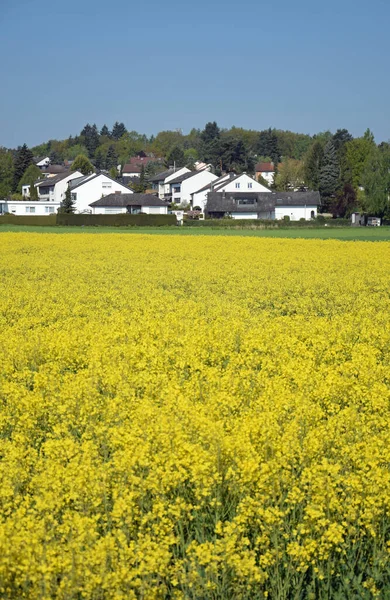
[0, 0, 389, 148]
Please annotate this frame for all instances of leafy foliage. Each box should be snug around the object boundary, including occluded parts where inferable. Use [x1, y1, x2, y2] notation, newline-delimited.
[71, 154, 94, 176]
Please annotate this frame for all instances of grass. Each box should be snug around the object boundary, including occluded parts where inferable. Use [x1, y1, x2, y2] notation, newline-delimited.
[0, 224, 390, 241]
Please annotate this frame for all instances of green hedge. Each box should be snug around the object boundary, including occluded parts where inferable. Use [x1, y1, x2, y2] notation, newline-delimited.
[56, 213, 177, 227]
[184, 218, 352, 229]
[0, 214, 57, 226]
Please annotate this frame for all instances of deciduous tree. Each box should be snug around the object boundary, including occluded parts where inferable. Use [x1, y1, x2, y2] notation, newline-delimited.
[71, 154, 94, 175]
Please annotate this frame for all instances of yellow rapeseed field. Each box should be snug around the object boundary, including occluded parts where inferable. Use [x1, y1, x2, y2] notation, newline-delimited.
[0, 232, 390, 599]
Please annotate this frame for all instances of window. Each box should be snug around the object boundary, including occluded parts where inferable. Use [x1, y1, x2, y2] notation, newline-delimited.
[237, 198, 256, 205]
[45, 206, 55, 213]
[248, 183, 252, 189]
[102, 182, 112, 189]
[26, 206, 35, 213]
[105, 208, 119, 214]
[71, 193, 77, 201]
[235, 183, 240, 189]
[311, 210, 315, 219]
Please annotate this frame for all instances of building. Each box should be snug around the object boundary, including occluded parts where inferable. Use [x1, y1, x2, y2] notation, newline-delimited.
[89, 193, 168, 215]
[122, 154, 163, 182]
[149, 167, 190, 199]
[255, 162, 275, 186]
[35, 171, 84, 204]
[0, 200, 60, 215]
[206, 191, 320, 220]
[190, 174, 234, 212]
[168, 170, 218, 205]
[69, 173, 132, 213]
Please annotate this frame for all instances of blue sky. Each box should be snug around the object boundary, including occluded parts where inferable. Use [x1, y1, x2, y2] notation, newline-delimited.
[0, 0, 389, 148]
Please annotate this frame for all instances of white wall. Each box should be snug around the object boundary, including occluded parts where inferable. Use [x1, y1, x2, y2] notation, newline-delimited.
[172, 171, 218, 205]
[274, 205, 317, 221]
[38, 171, 83, 203]
[217, 173, 271, 193]
[231, 212, 258, 220]
[72, 174, 132, 213]
[160, 167, 190, 199]
[4, 201, 60, 215]
[92, 205, 167, 215]
[191, 174, 231, 212]
[257, 171, 274, 186]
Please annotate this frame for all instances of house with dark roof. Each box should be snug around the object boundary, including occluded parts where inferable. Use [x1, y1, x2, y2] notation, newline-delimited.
[168, 169, 218, 205]
[68, 173, 132, 213]
[206, 191, 321, 220]
[89, 193, 169, 215]
[191, 173, 270, 212]
[148, 167, 191, 199]
[122, 154, 163, 181]
[255, 162, 275, 185]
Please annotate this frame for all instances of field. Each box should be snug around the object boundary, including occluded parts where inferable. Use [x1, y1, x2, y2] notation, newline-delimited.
[1, 224, 390, 241]
[1, 232, 390, 598]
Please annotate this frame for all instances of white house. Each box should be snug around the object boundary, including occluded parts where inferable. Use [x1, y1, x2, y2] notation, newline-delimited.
[36, 157, 50, 169]
[190, 173, 234, 212]
[169, 170, 218, 206]
[206, 191, 320, 221]
[35, 171, 84, 204]
[0, 200, 60, 215]
[255, 162, 275, 186]
[89, 193, 168, 215]
[69, 173, 132, 213]
[214, 173, 271, 194]
[149, 167, 190, 199]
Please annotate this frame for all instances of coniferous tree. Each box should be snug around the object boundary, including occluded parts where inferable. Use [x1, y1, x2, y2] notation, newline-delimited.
[80, 124, 100, 158]
[166, 146, 185, 168]
[256, 129, 281, 165]
[13, 144, 33, 191]
[319, 141, 339, 208]
[105, 145, 118, 170]
[100, 125, 110, 137]
[111, 122, 127, 140]
[59, 186, 76, 213]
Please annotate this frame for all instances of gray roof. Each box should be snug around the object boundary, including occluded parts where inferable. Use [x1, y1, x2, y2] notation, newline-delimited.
[41, 165, 68, 175]
[191, 174, 234, 195]
[148, 168, 178, 183]
[89, 193, 168, 208]
[168, 171, 198, 185]
[37, 171, 74, 187]
[206, 191, 320, 213]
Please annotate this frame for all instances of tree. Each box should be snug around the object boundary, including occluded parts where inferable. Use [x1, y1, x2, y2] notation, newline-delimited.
[131, 165, 148, 193]
[166, 145, 185, 168]
[274, 159, 304, 191]
[94, 148, 105, 170]
[80, 123, 100, 158]
[361, 146, 390, 217]
[256, 129, 281, 165]
[0, 149, 14, 197]
[111, 122, 127, 140]
[345, 130, 376, 189]
[13, 144, 33, 191]
[304, 141, 324, 190]
[109, 166, 118, 180]
[19, 164, 42, 199]
[105, 145, 118, 170]
[219, 137, 255, 173]
[330, 183, 357, 218]
[71, 154, 94, 175]
[100, 125, 110, 137]
[59, 186, 76, 213]
[184, 148, 198, 168]
[319, 141, 339, 205]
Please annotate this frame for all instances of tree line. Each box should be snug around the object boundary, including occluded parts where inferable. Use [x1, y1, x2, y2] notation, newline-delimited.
[0, 121, 389, 217]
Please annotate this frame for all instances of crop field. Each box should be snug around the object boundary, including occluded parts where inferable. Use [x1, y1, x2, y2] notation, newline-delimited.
[1, 232, 390, 599]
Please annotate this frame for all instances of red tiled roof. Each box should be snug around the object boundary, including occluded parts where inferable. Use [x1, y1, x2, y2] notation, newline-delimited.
[255, 162, 274, 172]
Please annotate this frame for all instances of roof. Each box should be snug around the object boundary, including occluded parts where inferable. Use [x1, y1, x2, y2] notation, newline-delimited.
[37, 171, 76, 187]
[206, 191, 321, 213]
[148, 168, 180, 183]
[123, 164, 142, 174]
[191, 174, 234, 195]
[255, 162, 274, 172]
[41, 164, 68, 175]
[89, 193, 168, 208]
[70, 172, 128, 191]
[168, 171, 199, 185]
